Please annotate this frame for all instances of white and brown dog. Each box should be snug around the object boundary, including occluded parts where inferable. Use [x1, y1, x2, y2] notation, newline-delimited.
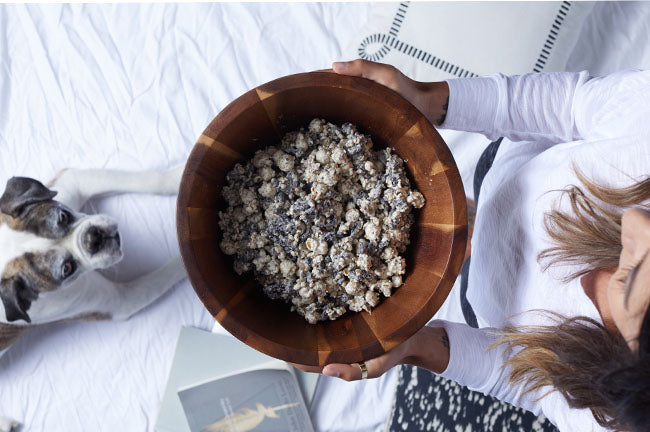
[0, 166, 187, 431]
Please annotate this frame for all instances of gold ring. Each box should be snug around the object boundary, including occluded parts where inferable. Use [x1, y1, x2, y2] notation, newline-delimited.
[358, 361, 368, 380]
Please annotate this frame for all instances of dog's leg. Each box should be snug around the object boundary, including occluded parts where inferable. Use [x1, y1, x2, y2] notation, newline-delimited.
[109, 255, 187, 321]
[47, 165, 184, 212]
[30, 256, 188, 324]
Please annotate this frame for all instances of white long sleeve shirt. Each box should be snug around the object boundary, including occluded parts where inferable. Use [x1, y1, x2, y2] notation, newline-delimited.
[433, 70, 650, 431]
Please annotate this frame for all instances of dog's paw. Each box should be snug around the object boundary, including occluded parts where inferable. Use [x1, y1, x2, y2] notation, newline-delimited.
[0, 416, 19, 432]
[160, 164, 185, 195]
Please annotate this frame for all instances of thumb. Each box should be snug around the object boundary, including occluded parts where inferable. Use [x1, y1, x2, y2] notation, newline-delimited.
[322, 363, 361, 381]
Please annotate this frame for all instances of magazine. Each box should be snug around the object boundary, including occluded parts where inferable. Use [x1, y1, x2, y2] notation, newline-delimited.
[154, 327, 319, 432]
[177, 360, 314, 432]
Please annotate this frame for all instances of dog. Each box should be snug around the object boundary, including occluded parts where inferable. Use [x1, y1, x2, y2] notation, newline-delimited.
[0, 166, 187, 431]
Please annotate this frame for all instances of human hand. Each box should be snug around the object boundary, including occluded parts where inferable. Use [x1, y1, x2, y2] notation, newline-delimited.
[291, 325, 450, 381]
[332, 59, 450, 127]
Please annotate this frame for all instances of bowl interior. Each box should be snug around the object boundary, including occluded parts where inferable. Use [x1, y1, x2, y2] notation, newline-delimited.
[177, 72, 467, 366]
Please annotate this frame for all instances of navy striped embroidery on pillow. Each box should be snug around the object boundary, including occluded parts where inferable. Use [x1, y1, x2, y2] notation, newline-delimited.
[357, 1, 477, 78]
[389, 1, 408, 37]
[533, 1, 572, 72]
[358, 1, 573, 78]
[358, 33, 477, 78]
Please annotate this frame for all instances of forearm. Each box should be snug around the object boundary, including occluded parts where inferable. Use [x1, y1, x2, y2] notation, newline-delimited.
[421, 320, 545, 416]
[409, 81, 450, 127]
[441, 71, 592, 144]
[399, 325, 450, 373]
[399, 321, 518, 399]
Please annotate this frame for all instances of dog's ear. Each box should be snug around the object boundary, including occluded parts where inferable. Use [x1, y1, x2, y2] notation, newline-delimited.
[0, 276, 38, 323]
[0, 177, 57, 218]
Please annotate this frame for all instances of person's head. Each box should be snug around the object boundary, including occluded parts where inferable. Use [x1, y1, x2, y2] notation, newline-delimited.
[497, 170, 650, 431]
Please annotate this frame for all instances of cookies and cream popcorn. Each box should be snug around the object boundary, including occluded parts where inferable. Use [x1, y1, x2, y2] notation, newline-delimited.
[218, 119, 425, 324]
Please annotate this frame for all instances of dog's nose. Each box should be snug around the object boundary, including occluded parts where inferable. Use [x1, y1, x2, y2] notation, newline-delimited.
[84, 226, 106, 255]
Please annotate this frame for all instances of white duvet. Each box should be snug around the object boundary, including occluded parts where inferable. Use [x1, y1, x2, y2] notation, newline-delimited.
[1, 2, 649, 432]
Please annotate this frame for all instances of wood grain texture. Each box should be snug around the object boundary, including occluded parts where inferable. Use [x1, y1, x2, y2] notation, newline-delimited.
[176, 71, 467, 366]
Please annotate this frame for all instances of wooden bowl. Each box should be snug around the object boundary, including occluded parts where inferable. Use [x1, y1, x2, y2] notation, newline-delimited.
[176, 71, 467, 366]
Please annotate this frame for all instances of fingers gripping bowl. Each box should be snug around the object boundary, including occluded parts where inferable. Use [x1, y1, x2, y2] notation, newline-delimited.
[176, 71, 467, 366]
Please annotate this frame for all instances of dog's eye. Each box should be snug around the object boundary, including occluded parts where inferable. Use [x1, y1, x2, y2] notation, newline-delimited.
[61, 260, 76, 279]
[58, 210, 70, 226]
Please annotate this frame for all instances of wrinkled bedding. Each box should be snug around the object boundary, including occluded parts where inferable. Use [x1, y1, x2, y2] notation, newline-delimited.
[1, 2, 649, 432]
[0, 3, 375, 431]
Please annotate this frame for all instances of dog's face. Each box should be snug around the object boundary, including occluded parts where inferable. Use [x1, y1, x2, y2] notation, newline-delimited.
[0, 177, 122, 323]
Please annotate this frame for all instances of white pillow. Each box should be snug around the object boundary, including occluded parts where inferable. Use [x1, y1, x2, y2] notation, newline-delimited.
[566, 2, 650, 75]
[345, 1, 595, 82]
[342, 1, 594, 199]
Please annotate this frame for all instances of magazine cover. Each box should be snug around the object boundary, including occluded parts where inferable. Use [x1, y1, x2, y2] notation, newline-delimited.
[154, 327, 319, 432]
[177, 361, 314, 432]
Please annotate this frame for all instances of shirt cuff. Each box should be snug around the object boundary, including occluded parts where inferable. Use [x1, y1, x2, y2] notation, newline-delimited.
[426, 319, 499, 389]
[441, 75, 502, 139]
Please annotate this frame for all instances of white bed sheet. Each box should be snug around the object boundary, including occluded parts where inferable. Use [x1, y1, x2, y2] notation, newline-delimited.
[3, 2, 649, 432]
[0, 3, 375, 431]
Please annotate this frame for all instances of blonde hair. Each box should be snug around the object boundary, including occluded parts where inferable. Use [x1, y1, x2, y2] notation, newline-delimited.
[493, 168, 650, 431]
[539, 168, 650, 281]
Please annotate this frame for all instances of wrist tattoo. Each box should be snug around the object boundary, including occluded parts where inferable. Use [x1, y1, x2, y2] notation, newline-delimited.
[435, 95, 449, 126]
[441, 332, 450, 350]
